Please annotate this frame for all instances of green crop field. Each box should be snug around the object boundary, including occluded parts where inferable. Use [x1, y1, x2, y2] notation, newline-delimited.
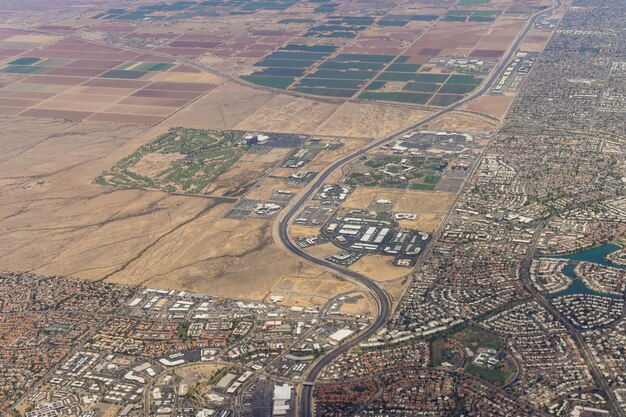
[443, 15, 467, 22]
[386, 63, 422, 73]
[429, 94, 465, 106]
[295, 78, 363, 89]
[292, 87, 357, 97]
[253, 58, 316, 68]
[458, 0, 490, 5]
[365, 81, 386, 90]
[404, 82, 442, 93]
[335, 53, 396, 63]
[309, 69, 374, 80]
[241, 75, 295, 89]
[96, 128, 245, 195]
[0, 65, 50, 74]
[134, 62, 175, 71]
[318, 60, 385, 71]
[101, 69, 150, 79]
[8, 57, 41, 65]
[439, 83, 478, 94]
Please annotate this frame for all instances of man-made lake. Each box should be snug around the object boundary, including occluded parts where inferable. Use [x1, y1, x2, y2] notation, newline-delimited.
[548, 243, 625, 270]
[543, 243, 624, 300]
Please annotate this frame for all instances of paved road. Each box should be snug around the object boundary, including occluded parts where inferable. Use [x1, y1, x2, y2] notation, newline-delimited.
[274, 2, 563, 415]
[519, 224, 625, 417]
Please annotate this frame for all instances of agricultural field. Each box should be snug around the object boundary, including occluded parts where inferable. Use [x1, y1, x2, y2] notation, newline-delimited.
[0, 28, 218, 124]
[96, 128, 244, 194]
[244, 46, 487, 106]
[4, 0, 552, 109]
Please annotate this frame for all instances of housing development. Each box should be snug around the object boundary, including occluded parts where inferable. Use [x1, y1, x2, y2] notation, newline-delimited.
[0, 0, 625, 416]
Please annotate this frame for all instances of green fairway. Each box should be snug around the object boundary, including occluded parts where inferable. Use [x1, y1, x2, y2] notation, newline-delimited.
[96, 128, 245, 195]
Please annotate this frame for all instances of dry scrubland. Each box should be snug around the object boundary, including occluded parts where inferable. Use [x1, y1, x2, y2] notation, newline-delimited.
[0, 18, 511, 302]
[426, 110, 500, 132]
[463, 96, 514, 119]
[0, 84, 451, 303]
[0, 117, 338, 302]
[349, 255, 409, 282]
[166, 82, 435, 139]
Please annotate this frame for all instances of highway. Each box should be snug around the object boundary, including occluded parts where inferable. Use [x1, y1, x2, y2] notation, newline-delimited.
[274, 1, 563, 415]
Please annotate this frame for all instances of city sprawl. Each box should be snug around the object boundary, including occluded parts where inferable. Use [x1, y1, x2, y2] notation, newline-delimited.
[0, 0, 625, 416]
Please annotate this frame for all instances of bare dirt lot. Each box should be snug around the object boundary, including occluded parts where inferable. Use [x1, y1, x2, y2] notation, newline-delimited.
[165, 82, 276, 130]
[400, 213, 445, 233]
[342, 187, 405, 210]
[203, 147, 290, 197]
[349, 255, 409, 282]
[426, 110, 499, 133]
[0, 116, 348, 305]
[519, 29, 553, 52]
[269, 271, 356, 307]
[244, 176, 305, 201]
[175, 364, 225, 386]
[304, 242, 342, 260]
[317, 102, 434, 139]
[463, 96, 514, 120]
[339, 292, 374, 316]
[394, 190, 456, 232]
[288, 224, 321, 239]
[166, 82, 437, 141]
[395, 190, 455, 214]
[234, 94, 340, 134]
